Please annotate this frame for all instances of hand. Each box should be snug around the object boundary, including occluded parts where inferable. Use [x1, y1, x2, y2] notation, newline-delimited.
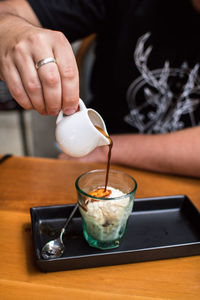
[58, 146, 108, 163]
[0, 17, 79, 115]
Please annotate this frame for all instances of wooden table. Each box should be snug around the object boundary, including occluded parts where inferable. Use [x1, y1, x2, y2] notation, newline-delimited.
[0, 156, 200, 300]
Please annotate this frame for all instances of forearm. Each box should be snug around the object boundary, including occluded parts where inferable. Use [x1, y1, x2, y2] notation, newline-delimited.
[0, 0, 40, 26]
[110, 126, 200, 178]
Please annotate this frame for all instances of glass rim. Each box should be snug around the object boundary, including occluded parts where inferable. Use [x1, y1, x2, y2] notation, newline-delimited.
[75, 169, 137, 200]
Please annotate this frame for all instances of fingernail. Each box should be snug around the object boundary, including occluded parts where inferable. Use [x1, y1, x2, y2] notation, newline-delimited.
[64, 108, 77, 115]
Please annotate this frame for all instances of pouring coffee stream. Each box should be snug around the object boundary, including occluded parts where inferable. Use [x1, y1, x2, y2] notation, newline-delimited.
[95, 126, 113, 192]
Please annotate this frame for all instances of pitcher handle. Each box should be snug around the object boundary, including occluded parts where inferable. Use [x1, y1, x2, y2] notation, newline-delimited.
[56, 110, 64, 124]
[56, 98, 86, 124]
[79, 98, 86, 111]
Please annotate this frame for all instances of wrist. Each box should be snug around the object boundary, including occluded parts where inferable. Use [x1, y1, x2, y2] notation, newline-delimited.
[0, 14, 32, 35]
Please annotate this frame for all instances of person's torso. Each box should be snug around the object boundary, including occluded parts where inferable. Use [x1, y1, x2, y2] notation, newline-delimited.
[90, 0, 200, 134]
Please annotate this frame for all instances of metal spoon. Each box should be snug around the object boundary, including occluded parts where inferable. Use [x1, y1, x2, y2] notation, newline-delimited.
[41, 203, 78, 259]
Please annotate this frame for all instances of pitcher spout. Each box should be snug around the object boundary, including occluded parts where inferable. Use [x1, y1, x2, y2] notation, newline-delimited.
[87, 108, 110, 146]
[87, 109, 108, 133]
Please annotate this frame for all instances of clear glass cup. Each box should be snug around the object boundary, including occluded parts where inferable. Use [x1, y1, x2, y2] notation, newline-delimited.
[75, 169, 137, 250]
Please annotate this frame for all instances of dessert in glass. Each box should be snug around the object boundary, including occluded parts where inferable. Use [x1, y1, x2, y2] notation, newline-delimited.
[75, 169, 137, 250]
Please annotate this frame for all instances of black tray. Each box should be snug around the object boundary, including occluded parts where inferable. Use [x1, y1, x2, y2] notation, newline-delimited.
[30, 195, 200, 272]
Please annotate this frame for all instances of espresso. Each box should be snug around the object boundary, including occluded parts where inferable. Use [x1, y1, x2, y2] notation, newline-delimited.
[95, 126, 113, 192]
[79, 127, 113, 211]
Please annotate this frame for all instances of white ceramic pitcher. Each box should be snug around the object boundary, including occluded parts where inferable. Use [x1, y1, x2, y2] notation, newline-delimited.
[55, 99, 110, 157]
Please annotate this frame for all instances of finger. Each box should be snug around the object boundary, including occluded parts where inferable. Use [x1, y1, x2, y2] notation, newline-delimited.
[53, 36, 79, 115]
[14, 54, 46, 114]
[2, 60, 34, 110]
[34, 53, 62, 115]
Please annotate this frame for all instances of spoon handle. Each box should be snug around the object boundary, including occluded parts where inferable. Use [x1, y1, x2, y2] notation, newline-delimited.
[60, 203, 79, 240]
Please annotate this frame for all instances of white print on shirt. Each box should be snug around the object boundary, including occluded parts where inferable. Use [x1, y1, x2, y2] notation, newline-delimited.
[124, 32, 200, 133]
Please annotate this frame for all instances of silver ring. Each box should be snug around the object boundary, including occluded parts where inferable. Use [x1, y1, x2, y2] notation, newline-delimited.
[35, 57, 56, 70]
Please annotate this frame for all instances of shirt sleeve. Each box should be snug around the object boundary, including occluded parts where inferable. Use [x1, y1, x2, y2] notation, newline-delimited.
[26, 0, 110, 42]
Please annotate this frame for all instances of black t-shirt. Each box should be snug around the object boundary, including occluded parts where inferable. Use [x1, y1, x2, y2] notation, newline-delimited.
[27, 0, 200, 134]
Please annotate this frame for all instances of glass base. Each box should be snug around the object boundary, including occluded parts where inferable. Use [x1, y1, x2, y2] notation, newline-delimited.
[82, 223, 122, 250]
